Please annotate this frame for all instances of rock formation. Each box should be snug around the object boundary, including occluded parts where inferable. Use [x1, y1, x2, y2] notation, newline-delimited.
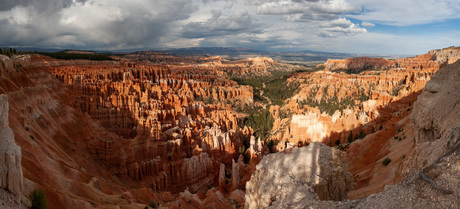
[322, 47, 460, 73]
[0, 53, 262, 208]
[2, 46, 460, 208]
[245, 57, 460, 209]
[270, 47, 460, 147]
[245, 142, 354, 209]
[405, 58, 460, 175]
[0, 95, 23, 197]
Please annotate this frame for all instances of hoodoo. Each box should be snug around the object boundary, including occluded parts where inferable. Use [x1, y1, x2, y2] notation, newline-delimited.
[0, 47, 459, 208]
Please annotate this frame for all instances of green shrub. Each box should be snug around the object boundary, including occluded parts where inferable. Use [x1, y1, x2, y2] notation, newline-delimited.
[30, 189, 47, 209]
[347, 133, 354, 143]
[382, 157, 391, 166]
[243, 108, 273, 140]
[148, 200, 156, 208]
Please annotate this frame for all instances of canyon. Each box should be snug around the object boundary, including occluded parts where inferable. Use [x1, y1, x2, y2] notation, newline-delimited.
[0, 46, 459, 208]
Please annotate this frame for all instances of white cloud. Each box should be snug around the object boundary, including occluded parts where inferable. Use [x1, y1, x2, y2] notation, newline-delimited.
[317, 18, 367, 37]
[249, 0, 359, 16]
[347, 0, 460, 26]
[182, 9, 263, 38]
[245, 0, 366, 38]
[361, 22, 374, 27]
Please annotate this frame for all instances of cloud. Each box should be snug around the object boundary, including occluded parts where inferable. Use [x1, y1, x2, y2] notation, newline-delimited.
[181, 9, 264, 39]
[317, 18, 367, 37]
[361, 22, 374, 27]
[0, 0, 88, 12]
[0, 0, 458, 54]
[347, 0, 460, 26]
[0, 0, 197, 49]
[248, 0, 359, 16]
[246, 0, 366, 38]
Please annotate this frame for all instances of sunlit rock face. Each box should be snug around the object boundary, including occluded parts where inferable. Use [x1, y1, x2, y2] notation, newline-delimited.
[270, 47, 460, 146]
[245, 142, 354, 209]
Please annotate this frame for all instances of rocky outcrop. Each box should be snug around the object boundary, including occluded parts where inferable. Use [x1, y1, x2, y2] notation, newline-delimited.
[405, 59, 460, 175]
[245, 142, 354, 209]
[322, 47, 460, 72]
[323, 57, 394, 73]
[0, 95, 23, 197]
[428, 46, 460, 65]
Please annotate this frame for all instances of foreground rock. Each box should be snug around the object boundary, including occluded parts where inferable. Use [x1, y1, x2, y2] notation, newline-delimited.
[0, 94, 27, 209]
[245, 142, 354, 209]
[0, 95, 23, 197]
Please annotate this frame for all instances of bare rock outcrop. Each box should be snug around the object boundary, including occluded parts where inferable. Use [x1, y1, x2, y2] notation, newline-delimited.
[405, 59, 460, 175]
[245, 142, 354, 209]
[0, 95, 23, 197]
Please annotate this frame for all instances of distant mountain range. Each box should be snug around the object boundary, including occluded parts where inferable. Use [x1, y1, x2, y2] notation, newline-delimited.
[159, 47, 411, 63]
[3, 46, 412, 63]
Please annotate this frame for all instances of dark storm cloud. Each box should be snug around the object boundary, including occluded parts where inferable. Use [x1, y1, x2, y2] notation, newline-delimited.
[0, 0, 87, 12]
[0, 0, 197, 49]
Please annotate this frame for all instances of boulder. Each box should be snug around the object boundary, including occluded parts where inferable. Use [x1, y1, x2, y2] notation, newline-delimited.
[245, 142, 354, 209]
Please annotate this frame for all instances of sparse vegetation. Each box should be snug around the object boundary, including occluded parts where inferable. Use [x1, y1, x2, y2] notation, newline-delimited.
[299, 86, 369, 115]
[1, 47, 22, 57]
[391, 83, 405, 96]
[148, 199, 157, 208]
[382, 157, 392, 166]
[267, 140, 274, 152]
[30, 189, 47, 209]
[347, 132, 354, 143]
[231, 70, 299, 106]
[243, 107, 273, 140]
[36, 51, 114, 61]
[358, 130, 366, 139]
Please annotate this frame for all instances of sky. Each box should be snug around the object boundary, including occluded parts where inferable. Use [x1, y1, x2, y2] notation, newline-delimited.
[1, 0, 460, 55]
